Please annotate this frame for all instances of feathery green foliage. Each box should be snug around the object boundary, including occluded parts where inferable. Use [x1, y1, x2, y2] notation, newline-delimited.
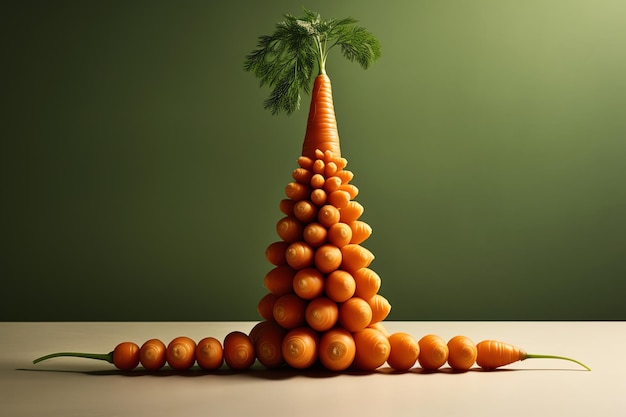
[244, 8, 381, 115]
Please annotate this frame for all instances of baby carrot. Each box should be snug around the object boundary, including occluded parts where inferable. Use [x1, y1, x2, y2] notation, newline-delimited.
[324, 161, 338, 178]
[265, 241, 288, 265]
[353, 268, 381, 300]
[327, 189, 350, 209]
[223, 331, 256, 370]
[285, 181, 311, 201]
[353, 328, 391, 371]
[319, 328, 356, 371]
[368, 321, 391, 338]
[276, 216, 303, 243]
[314, 244, 342, 273]
[249, 320, 273, 345]
[349, 221, 372, 244]
[339, 183, 359, 200]
[418, 334, 449, 371]
[264, 265, 296, 296]
[339, 201, 364, 223]
[257, 292, 278, 321]
[476, 340, 590, 371]
[367, 294, 391, 324]
[196, 337, 224, 370]
[311, 188, 328, 206]
[282, 327, 319, 369]
[338, 297, 373, 333]
[335, 169, 353, 184]
[325, 270, 356, 302]
[293, 268, 325, 300]
[140, 339, 167, 371]
[387, 332, 420, 371]
[312, 158, 325, 175]
[273, 293, 307, 329]
[254, 321, 287, 368]
[310, 173, 326, 189]
[33, 341, 141, 371]
[303, 222, 328, 247]
[292, 167, 313, 184]
[305, 296, 339, 332]
[167, 336, 196, 370]
[297, 155, 314, 170]
[293, 200, 318, 223]
[447, 335, 477, 371]
[279, 199, 294, 216]
[285, 241, 314, 270]
[327, 222, 353, 248]
[340, 244, 374, 272]
[323, 176, 342, 193]
[318, 204, 340, 227]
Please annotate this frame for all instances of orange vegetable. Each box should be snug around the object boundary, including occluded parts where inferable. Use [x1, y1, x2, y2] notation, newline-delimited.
[292, 268, 325, 300]
[319, 328, 356, 371]
[387, 332, 420, 371]
[353, 328, 390, 371]
[285, 241, 314, 269]
[140, 339, 167, 371]
[167, 336, 196, 370]
[273, 293, 307, 329]
[257, 292, 278, 321]
[338, 297, 373, 333]
[348, 221, 372, 244]
[279, 199, 294, 216]
[417, 334, 449, 370]
[476, 340, 590, 370]
[297, 155, 314, 170]
[276, 216, 303, 243]
[318, 204, 340, 227]
[282, 327, 319, 369]
[367, 294, 391, 324]
[264, 265, 296, 296]
[301, 74, 342, 159]
[196, 337, 224, 370]
[310, 173, 326, 189]
[447, 335, 477, 371]
[248, 320, 272, 345]
[254, 321, 287, 368]
[368, 321, 390, 338]
[312, 158, 325, 175]
[265, 241, 288, 265]
[293, 200, 318, 223]
[223, 331, 256, 370]
[305, 296, 339, 331]
[340, 244, 374, 272]
[303, 222, 328, 247]
[336, 169, 353, 184]
[339, 201, 364, 223]
[314, 244, 342, 273]
[327, 189, 350, 209]
[323, 176, 342, 193]
[353, 268, 381, 300]
[324, 161, 338, 178]
[325, 270, 356, 302]
[292, 167, 313, 184]
[327, 222, 353, 247]
[310, 188, 328, 206]
[32, 342, 140, 371]
[285, 181, 311, 201]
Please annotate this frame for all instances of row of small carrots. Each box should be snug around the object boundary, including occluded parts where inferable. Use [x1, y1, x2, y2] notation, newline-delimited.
[32, 321, 590, 372]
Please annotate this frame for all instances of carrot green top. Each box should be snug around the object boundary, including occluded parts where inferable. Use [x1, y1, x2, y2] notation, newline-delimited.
[244, 8, 381, 115]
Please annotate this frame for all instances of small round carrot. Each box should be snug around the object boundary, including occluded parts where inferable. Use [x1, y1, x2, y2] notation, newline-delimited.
[318, 204, 340, 227]
[353, 328, 390, 371]
[257, 292, 279, 321]
[196, 337, 224, 370]
[279, 199, 295, 216]
[282, 327, 318, 369]
[327, 222, 353, 247]
[324, 161, 338, 178]
[335, 169, 353, 184]
[476, 340, 590, 371]
[264, 265, 296, 296]
[348, 221, 372, 244]
[338, 297, 373, 333]
[249, 320, 273, 345]
[297, 155, 314, 170]
[339, 183, 358, 199]
[368, 321, 391, 338]
[223, 331, 256, 370]
[327, 190, 350, 209]
[303, 222, 328, 247]
[285, 181, 311, 201]
[254, 321, 287, 368]
[310, 188, 328, 206]
[387, 332, 420, 371]
[276, 216, 303, 243]
[167, 336, 196, 370]
[340, 244, 374, 272]
[140, 339, 167, 371]
[293, 268, 325, 300]
[323, 176, 342, 193]
[353, 268, 381, 300]
[319, 328, 356, 371]
[293, 200, 318, 223]
[325, 270, 356, 302]
[305, 296, 338, 331]
[292, 167, 313, 184]
[418, 334, 449, 371]
[285, 241, 314, 270]
[33, 342, 141, 371]
[339, 201, 364, 223]
[265, 241, 288, 265]
[367, 294, 391, 324]
[312, 158, 325, 175]
[314, 244, 342, 273]
[310, 173, 326, 189]
[273, 293, 307, 329]
[447, 335, 477, 371]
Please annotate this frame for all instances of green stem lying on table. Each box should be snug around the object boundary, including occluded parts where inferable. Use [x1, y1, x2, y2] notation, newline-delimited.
[33, 351, 113, 364]
[525, 354, 591, 371]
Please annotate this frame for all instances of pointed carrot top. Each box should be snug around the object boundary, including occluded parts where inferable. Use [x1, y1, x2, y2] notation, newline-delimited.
[301, 74, 341, 159]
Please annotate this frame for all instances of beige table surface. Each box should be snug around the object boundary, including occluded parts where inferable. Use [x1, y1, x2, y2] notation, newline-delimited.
[1, 321, 624, 417]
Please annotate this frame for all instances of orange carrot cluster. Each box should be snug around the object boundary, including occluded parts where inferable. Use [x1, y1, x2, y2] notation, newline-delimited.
[257, 147, 390, 371]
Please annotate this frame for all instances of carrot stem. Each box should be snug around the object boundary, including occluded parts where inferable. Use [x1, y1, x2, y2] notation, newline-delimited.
[33, 351, 113, 365]
[525, 354, 591, 371]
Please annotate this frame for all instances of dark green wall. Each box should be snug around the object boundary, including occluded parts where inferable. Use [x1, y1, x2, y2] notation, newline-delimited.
[2, 1, 625, 320]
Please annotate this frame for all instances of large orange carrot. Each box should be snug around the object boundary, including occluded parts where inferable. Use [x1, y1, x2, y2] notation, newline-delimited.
[301, 74, 341, 159]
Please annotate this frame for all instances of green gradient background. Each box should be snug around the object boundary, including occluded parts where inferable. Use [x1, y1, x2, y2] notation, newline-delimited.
[2, 1, 625, 320]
